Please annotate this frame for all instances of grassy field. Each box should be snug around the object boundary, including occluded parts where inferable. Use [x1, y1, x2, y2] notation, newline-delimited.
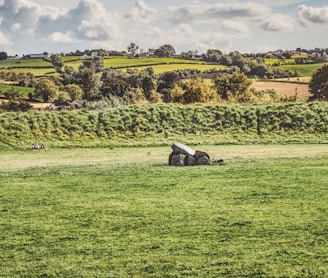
[0, 83, 34, 96]
[131, 64, 224, 74]
[278, 63, 326, 77]
[0, 58, 52, 68]
[63, 57, 222, 73]
[0, 145, 327, 277]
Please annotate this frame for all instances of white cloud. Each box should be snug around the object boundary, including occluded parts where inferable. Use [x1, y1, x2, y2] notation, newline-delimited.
[261, 14, 295, 31]
[298, 4, 328, 24]
[221, 20, 250, 35]
[48, 32, 75, 43]
[0, 0, 41, 34]
[124, 0, 156, 23]
[168, 2, 271, 24]
[0, 0, 327, 55]
[144, 26, 163, 38]
[10, 22, 21, 31]
[0, 30, 9, 45]
[37, 0, 121, 42]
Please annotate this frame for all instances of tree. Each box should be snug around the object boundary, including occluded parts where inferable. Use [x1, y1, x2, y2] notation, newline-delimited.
[0, 52, 8, 60]
[158, 71, 180, 90]
[1, 87, 32, 111]
[78, 68, 101, 100]
[155, 44, 176, 57]
[214, 72, 252, 101]
[64, 84, 83, 101]
[100, 70, 130, 99]
[50, 54, 64, 73]
[182, 78, 216, 104]
[18, 72, 36, 87]
[127, 42, 139, 57]
[204, 49, 223, 62]
[34, 78, 58, 102]
[79, 56, 104, 73]
[54, 91, 70, 105]
[309, 64, 328, 101]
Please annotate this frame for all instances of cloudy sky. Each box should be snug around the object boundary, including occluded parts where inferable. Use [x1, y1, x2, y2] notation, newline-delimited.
[0, 0, 327, 55]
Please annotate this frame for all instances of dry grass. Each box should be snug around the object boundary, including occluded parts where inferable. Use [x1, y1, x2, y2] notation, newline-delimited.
[251, 81, 310, 100]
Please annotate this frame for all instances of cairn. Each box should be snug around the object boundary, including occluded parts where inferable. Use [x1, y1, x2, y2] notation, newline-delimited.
[168, 142, 210, 166]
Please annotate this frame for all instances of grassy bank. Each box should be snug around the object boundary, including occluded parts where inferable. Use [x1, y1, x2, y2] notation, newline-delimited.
[0, 146, 327, 277]
[0, 102, 327, 149]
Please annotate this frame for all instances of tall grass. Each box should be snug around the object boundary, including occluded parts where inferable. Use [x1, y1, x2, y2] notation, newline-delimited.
[0, 102, 327, 149]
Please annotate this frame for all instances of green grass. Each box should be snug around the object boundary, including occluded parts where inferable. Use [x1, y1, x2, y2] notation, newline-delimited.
[0, 84, 34, 96]
[0, 58, 52, 68]
[8, 68, 56, 76]
[264, 58, 295, 65]
[63, 57, 212, 72]
[278, 63, 326, 77]
[0, 58, 56, 77]
[1, 103, 327, 150]
[0, 145, 327, 277]
[132, 64, 225, 74]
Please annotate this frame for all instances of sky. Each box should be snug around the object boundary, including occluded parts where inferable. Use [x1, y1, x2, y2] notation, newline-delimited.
[0, 0, 327, 56]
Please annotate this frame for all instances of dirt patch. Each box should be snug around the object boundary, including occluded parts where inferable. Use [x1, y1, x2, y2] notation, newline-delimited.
[251, 81, 310, 100]
[30, 102, 51, 109]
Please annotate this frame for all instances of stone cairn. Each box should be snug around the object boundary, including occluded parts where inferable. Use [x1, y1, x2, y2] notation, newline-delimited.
[168, 142, 211, 166]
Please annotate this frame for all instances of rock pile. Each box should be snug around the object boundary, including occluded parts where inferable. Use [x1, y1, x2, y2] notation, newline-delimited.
[168, 142, 211, 166]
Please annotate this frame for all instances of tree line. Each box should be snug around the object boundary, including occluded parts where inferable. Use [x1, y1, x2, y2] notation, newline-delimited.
[1, 50, 328, 112]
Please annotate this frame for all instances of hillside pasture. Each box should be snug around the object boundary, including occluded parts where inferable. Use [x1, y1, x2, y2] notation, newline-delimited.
[10, 67, 56, 76]
[63, 56, 226, 73]
[278, 63, 326, 77]
[0, 58, 56, 76]
[0, 58, 52, 68]
[264, 58, 295, 65]
[0, 84, 34, 96]
[0, 145, 327, 277]
[131, 64, 225, 74]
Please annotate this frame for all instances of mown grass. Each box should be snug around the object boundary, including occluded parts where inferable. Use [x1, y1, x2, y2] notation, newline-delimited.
[0, 146, 327, 277]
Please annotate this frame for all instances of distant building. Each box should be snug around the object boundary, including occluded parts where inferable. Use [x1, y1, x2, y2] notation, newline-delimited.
[24, 54, 47, 59]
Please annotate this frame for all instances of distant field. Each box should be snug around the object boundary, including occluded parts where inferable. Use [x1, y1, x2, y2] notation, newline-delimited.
[64, 57, 209, 71]
[264, 58, 294, 65]
[0, 56, 325, 78]
[0, 84, 34, 96]
[251, 81, 310, 100]
[5, 68, 56, 76]
[0, 58, 52, 68]
[130, 64, 225, 74]
[0, 58, 55, 76]
[278, 63, 326, 77]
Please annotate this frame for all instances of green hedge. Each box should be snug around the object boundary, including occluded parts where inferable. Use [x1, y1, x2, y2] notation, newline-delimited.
[0, 102, 327, 148]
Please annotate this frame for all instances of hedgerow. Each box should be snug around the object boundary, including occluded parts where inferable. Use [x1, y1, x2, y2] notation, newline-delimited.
[0, 102, 327, 148]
